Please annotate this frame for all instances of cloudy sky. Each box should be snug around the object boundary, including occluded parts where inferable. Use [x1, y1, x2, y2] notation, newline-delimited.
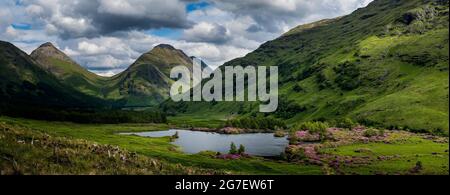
[1, 0, 373, 76]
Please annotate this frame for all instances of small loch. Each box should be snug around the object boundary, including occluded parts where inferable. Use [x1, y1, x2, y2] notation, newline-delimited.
[121, 129, 289, 156]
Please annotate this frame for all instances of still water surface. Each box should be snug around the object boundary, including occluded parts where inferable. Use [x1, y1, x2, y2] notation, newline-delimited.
[122, 129, 289, 156]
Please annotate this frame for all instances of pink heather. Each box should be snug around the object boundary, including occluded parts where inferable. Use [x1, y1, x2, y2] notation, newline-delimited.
[296, 131, 308, 137]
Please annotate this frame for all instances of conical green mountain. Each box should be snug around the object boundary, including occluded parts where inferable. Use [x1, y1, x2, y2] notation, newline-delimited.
[105, 44, 195, 107]
[0, 41, 103, 109]
[29, 43, 199, 107]
[30, 42, 108, 98]
[166, 0, 449, 133]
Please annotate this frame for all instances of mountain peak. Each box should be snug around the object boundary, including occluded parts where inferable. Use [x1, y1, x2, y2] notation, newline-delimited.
[30, 42, 89, 78]
[142, 44, 191, 63]
[31, 42, 68, 59]
[39, 42, 57, 48]
[154, 44, 176, 50]
[127, 43, 193, 78]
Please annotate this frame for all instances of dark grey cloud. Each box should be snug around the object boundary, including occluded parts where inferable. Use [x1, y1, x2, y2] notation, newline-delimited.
[246, 24, 264, 33]
[210, 0, 373, 33]
[27, 0, 194, 39]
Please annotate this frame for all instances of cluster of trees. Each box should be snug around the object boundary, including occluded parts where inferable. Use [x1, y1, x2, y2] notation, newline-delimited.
[0, 105, 167, 124]
[159, 100, 188, 116]
[291, 118, 356, 131]
[229, 142, 245, 155]
[225, 116, 286, 130]
[330, 118, 357, 129]
[290, 121, 329, 141]
[334, 61, 362, 91]
[292, 121, 329, 134]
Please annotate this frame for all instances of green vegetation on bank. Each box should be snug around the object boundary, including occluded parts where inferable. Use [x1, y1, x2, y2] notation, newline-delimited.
[0, 116, 447, 175]
[0, 120, 219, 175]
[225, 117, 286, 130]
[0, 0, 448, 176]
[322, 136, 449, 175]
[0, 106, 167, 124]
[0, 116, 323, 175]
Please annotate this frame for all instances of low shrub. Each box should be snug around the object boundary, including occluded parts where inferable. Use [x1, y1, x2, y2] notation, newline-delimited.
[363, 128, 380, 137]
[291, 121, 330, 141]
[274, 130, 286, 137]
[285, 146, 307, 162]
[334, 118, 357, 129]
[292, 121, 329, 134]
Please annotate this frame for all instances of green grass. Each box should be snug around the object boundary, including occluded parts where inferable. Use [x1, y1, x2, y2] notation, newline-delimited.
[322, 136, 449, 175]
[1, 116, 448, 175]
[168, 114, 228, 129]
[0, 116, 322, 175]
[0, 120, 220, 175]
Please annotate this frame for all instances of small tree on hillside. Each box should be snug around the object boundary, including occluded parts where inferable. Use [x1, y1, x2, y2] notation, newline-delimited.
[229, 142, 238, 154]
[238, 144, 246, 154]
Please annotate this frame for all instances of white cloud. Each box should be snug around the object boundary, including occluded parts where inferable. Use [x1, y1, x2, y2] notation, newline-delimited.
[78, 41, 107, 55]
[183, 22, 231, 44]
[93, 69, 123, 77]
[0, 0, 374, 76]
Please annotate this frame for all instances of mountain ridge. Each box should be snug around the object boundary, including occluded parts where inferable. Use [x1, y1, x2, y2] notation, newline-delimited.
[0, 40, 106, 109]
[163, 0, 449, 133]
[27, 42, 208, 107]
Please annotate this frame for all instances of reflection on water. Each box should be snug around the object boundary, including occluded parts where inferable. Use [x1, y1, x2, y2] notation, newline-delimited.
[121, 129, 289, 156]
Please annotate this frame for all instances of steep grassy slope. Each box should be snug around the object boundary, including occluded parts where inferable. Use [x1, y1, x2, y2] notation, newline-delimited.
[30, 42, 109, 98]
[29, 43, 197, 107]
[104, 44, 194, 107]
[167, 0, 449, 133]
[0, 41, 104, 109]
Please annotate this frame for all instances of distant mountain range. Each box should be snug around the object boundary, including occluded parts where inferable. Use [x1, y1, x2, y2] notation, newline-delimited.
[0, 41, 106, 109]
[0, 0, 448, 132]
[8, 41, 208, 108]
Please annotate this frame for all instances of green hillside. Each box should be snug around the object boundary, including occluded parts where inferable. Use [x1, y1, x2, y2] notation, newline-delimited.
[0, 41, 104, 109]
[30, 42, 109, 98]
[30, 43, 196, 107]
[165, 0, 449, 134]
[105, 44, 194, 107]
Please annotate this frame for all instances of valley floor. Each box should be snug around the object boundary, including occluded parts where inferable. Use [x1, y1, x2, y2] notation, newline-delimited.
[0, 116, 448, 175]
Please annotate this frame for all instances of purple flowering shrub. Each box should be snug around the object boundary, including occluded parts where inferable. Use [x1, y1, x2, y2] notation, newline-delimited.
[216, 142, 248, 160]
[285, 144, 323, 164]
[217, 154, 242, 160]
[289, 121, 334, 143]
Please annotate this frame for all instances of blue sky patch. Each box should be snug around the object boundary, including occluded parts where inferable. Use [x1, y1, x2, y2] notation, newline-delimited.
[11, 23, 32, 30]
[147, 28, 182, 39]
[186, 1, 210, 12]
[15, 0, 24, 6]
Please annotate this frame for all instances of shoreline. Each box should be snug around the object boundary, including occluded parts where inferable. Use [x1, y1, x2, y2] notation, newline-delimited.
[170, 126, 278, 134]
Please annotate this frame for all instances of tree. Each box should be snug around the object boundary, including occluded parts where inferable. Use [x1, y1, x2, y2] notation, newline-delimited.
[293, 84, 303, 92]
[229, 142, 238, 154]
[238, 144, 246, 154]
